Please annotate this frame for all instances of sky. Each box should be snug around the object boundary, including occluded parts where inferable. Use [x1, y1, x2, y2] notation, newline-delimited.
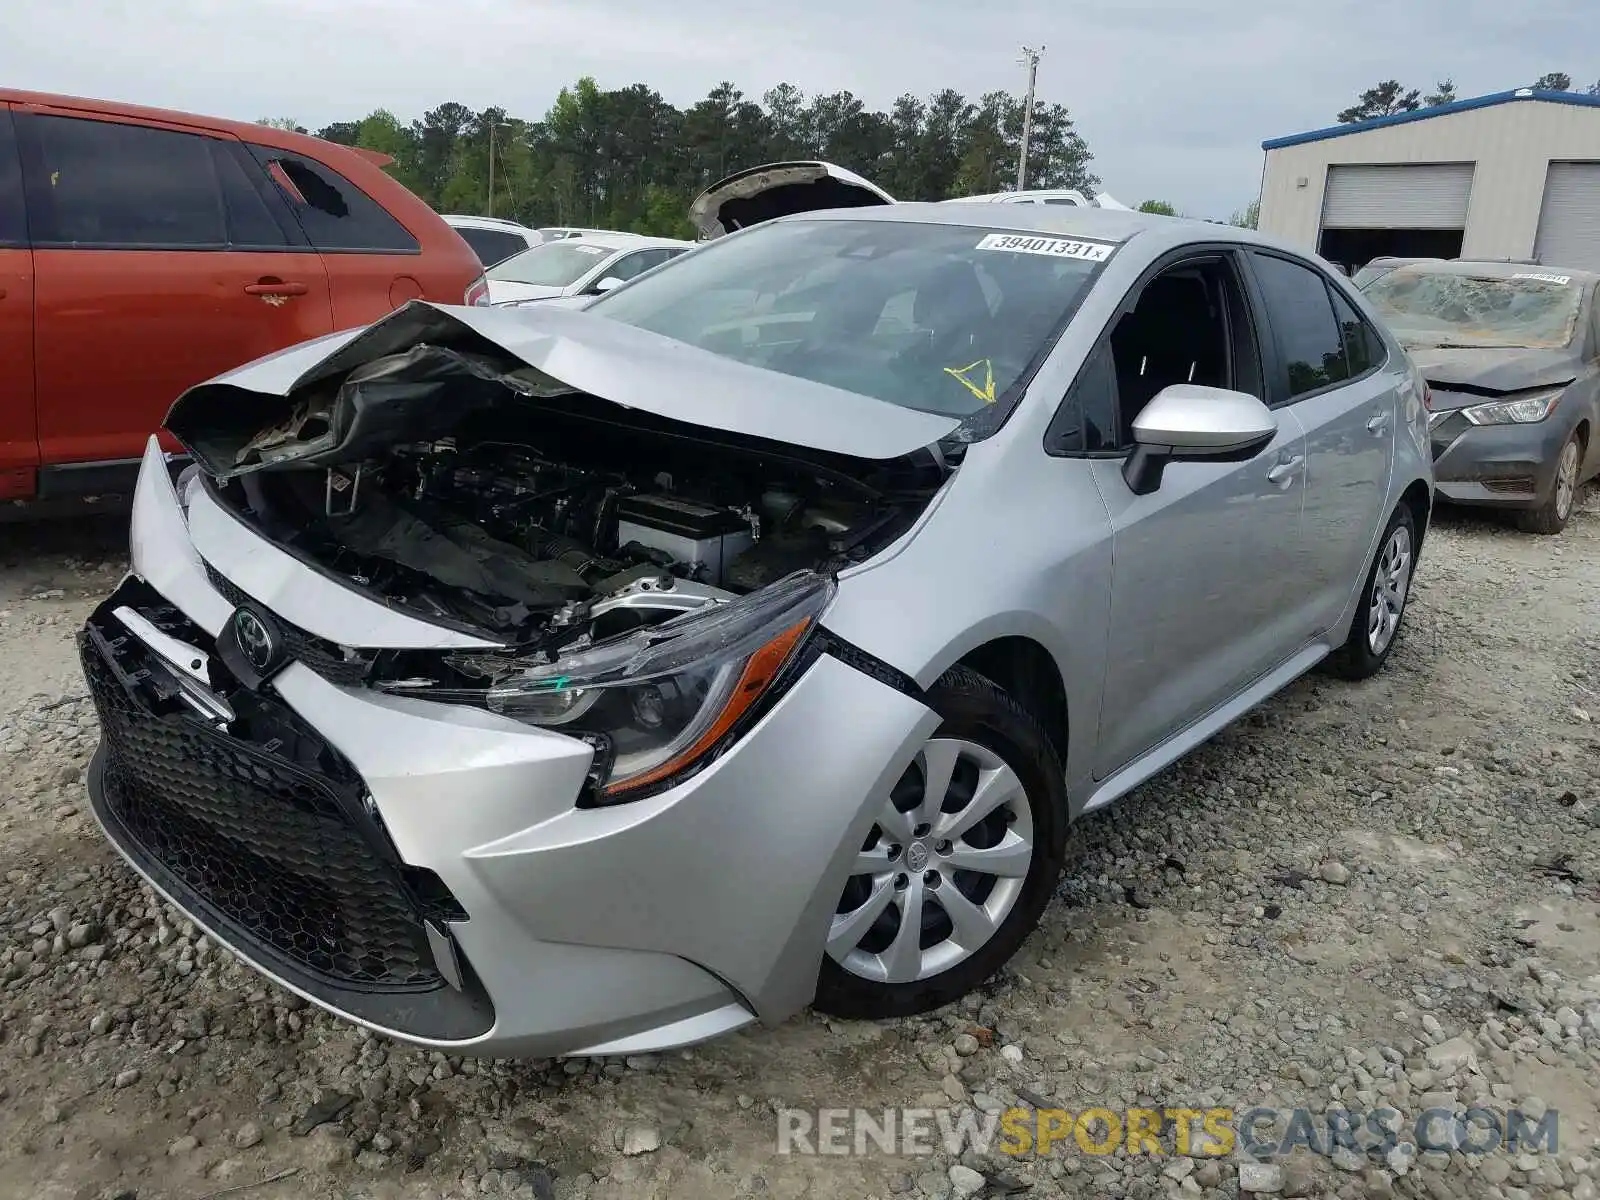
[0, 0, 1588, 219]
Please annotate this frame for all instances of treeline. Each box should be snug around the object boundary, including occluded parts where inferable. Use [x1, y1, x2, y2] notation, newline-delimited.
[258, 77, 1098, 238]
[1337, 71, 1600, 123]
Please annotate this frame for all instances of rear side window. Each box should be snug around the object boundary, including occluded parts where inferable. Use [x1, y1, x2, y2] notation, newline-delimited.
[247, 144, 418, 253]
[212, 144, 294, 249]
[1250, 252, 1350, 398]
[1330, 287, 1382, 378]
[27, 115, 226, 248]
[0, 109, 24, 247]
[456, 226, 526, 266]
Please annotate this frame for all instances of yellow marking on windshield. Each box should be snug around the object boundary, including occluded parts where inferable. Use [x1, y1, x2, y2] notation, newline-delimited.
[944, 358, 996, 404]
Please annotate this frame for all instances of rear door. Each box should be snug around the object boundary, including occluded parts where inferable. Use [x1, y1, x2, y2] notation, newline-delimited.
[1243, 250, 1396, 636]
[0, 105, 36, 495]
[18, 107, 335, 468]
[242, 144, 427, 325]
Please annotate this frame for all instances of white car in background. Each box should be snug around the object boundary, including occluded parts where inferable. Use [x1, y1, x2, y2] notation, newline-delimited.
[439, 214, 543, 267]
[483, 234, 694, 306]
[946, 188, 1132, 210]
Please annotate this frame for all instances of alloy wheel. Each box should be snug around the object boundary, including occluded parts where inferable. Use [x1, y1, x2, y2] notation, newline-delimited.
[1555, 439, 1580, 522]
[828, 738, 1034, 985]
[1367, 524, 1413, 656]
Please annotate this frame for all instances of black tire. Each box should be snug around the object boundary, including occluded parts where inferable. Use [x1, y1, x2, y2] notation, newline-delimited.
[812, 666, 1068, 1020]
[1514, 431, 1585, 536]
[1322, 503, 1417, 681]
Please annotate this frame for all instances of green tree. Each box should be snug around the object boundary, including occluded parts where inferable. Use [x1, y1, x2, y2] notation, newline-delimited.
[1337, 81, 1421, 123]
[1424, 79, 1458, 106]
[1531, 72, 1573, 91]
[254, 117, 308, 134]
[1138, 200, 1177, 216]
[1230, 199, 1260, 230]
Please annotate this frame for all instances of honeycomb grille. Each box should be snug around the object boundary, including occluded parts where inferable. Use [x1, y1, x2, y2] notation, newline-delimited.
[81, 618, 441, 990]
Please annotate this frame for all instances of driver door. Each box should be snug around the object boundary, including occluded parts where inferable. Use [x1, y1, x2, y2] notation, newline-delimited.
[1079, 250, 1313, 777]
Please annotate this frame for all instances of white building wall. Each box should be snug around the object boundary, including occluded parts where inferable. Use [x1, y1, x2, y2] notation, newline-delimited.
[1258, 99, 1600, 259]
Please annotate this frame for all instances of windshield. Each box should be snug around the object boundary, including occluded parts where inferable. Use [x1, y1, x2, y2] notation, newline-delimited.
[1362, 268, 1584, 350]
[586, 218, 1114, 416]
[487, 241, 612, 287]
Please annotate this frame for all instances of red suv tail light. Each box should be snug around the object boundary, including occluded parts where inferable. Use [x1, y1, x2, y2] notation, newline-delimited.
[464, 275, 490, 307]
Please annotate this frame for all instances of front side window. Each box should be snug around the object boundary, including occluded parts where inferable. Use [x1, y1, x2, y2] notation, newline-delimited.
[1362, 267, 1584, 350]
[488, 240, 616, 288]
[247, 145, 418, 253]
[1251, 253, 1351, 398]
[588, 218, 1115, 417]
[28, 115, 226, 248]
[0, 109, 25, 246]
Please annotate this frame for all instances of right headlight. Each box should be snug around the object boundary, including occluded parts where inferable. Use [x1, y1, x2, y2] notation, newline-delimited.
[383, 571, 834, 802]
[1461, 388, 1565, 426]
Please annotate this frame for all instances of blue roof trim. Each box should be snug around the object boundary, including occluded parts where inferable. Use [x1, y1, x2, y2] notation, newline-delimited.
[1262, 89, 1600, 151]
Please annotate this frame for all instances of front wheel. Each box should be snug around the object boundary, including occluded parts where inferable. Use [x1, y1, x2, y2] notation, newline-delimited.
[1516, 432, 1584, 535]
[812, 667, 1067, 1020]
[1322, 503, 1416, 681]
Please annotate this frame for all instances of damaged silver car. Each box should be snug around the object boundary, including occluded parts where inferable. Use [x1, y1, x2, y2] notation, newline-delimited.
[80, 186, 1434, 1057]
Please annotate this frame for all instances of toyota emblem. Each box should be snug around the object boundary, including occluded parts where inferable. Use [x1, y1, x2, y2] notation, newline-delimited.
[232, 607, 277, 672]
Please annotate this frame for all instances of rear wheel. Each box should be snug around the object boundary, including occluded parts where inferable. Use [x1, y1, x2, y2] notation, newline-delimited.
[1516, 432, 1584, 536]
[1322, 503, 1415, 681]
[812, 667, 1066, 1019]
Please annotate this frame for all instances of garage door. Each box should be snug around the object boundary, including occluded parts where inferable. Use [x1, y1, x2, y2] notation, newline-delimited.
[1534, 162, 1600, 273]
[1320, 164, 1476, 229]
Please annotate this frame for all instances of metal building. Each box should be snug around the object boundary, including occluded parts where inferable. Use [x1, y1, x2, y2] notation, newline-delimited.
[1257, 88, 1600, 274]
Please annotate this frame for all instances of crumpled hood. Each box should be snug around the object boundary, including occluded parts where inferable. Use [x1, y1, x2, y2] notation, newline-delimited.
[165, 301, 961, 477]
[1406, 345, 1579, 408]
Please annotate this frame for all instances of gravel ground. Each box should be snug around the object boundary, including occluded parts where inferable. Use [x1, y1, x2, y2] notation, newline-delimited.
[1, 497, 1597, 1200]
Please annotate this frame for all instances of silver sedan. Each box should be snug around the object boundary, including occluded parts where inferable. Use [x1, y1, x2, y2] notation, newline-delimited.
[79, 196, 1432, 1058]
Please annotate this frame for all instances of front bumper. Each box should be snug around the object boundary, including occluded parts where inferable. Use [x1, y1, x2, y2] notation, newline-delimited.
[83, 438, 937, 1057]
[1429, 408, 1572, 509]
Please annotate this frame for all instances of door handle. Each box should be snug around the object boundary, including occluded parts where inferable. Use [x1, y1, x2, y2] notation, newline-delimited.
[244, 280, 308, 297]
[1267, 454, 1304, 486]
[1367, 412, 1391, 435]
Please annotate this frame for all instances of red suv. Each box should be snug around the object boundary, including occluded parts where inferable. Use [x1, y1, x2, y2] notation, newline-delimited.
[0, 90, 485, 503]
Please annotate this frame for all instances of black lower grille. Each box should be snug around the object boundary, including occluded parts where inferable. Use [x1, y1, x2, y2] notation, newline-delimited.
[81, 590, 442, 991]
[204, 563, 375, 686]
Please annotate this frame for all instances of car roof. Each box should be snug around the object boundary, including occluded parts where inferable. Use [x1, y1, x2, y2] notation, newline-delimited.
[0, 86, 392, 169]
[1388, 259, 1600, 285]
[780, 201, 1243, 246]
[440, 214, 535, 231]
[558, 232, 694, 251]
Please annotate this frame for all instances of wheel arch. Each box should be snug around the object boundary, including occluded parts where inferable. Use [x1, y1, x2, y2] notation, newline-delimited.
[953, 635, 1070, 766]
[1399, 477, 1432, 555]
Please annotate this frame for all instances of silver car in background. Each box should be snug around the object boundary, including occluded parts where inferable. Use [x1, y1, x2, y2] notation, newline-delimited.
[80, 199, 1432, 1058]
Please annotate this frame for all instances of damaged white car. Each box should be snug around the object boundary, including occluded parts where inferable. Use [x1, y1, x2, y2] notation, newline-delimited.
[80, 170, 1432, 1057]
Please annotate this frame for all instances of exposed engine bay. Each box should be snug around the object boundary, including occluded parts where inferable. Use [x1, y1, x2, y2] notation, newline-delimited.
[206, 377, 946, 651]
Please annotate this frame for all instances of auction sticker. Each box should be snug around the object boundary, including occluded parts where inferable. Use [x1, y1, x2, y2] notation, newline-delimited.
[1512, 271, 1571, 285]
[975, 233, 1116, 262]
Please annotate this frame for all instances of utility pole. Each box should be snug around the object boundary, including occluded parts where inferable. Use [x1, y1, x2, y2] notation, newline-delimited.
[1016, 45, 1044, 192]
[487, 123, 497, 217]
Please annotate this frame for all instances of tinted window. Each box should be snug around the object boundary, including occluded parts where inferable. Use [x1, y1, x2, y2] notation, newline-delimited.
[29, 115, 225, 248]
[1042, 197, 1081, 206]
[590, 219, 1112, 417]
[1252, 253, 1349, 398]
[605, 247, 677, 283]
[457, 226, 526, 266]
[213, 144, 292, 248]
[0, 109, 24, 247]
[247, 145, 418, 253]
[1330, 287, 1380, 377]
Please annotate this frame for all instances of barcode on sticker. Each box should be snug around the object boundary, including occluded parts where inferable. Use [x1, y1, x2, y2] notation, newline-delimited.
[975, 233, 1115, 262]
[1512, 272, 1571, 285]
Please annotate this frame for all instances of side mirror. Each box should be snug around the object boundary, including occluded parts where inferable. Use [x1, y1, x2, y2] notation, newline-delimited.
[589, 276, 625, 294]
[1122, 384, 1278, 496]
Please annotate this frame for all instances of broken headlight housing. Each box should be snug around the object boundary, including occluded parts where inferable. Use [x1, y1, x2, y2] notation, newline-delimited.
[385, 571, 833, 801]
[1461, 388, 1565, 426]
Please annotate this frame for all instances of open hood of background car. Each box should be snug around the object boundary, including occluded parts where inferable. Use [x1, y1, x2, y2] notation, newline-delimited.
[689, 161, 895, 239]
[165, 300, 962, 479]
